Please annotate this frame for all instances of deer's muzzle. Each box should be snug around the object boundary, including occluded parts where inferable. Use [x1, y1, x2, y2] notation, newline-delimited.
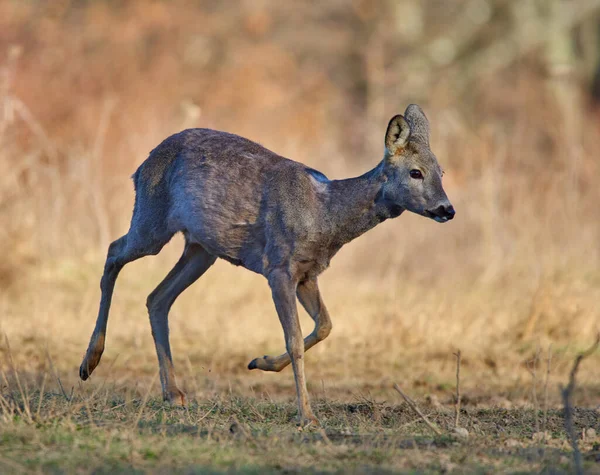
[425, 204, 455, 223]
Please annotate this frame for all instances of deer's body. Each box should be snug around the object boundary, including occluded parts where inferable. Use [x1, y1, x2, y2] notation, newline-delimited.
[80, 105, 455, 426]
[135, 129, 397, 280]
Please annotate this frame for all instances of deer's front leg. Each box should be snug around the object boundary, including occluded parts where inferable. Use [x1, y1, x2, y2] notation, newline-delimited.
[267, 270, 317, 426]
[248, 278, 331, 372]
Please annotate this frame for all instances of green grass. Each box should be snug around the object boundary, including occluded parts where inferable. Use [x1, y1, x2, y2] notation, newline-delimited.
[1, 384, 599, 474]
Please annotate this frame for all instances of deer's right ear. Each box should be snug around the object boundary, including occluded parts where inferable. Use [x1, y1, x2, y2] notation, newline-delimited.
[385, 114, 411, 157]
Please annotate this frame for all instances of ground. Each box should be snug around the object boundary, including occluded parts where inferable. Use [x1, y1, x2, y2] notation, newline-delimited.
[1, 250, 599, 473]
[0, 387, 599, 473]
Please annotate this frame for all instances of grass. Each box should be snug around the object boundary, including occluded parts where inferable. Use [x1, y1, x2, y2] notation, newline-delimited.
[1, 262, 599, 474]
[0, 378, 599, 474]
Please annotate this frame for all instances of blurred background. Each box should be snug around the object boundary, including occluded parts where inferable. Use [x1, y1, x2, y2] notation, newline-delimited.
[0, 0, 599, 402]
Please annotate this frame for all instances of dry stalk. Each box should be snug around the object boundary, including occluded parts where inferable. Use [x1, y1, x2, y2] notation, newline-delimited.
[196, 400, 219, 425]
[542, 345, 552, 437]
[393, 383, 442, 436]
[521, 280, 545, 341]
[454, 350, 462, 428]
[0, 393, 15, 421]
[35, 372, 48, 420]
[133, 372, 159, 429]
[84, 395, 97, 429]
[3, 334, 32, 422]
[560, 333, 600, 475]
[80, 353, 121, 405]
[526, 345, 541, 435]
[44, 348, 70, 403]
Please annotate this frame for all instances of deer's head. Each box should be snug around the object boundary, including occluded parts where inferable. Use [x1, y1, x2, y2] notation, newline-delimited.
[380, 104, 455, 223]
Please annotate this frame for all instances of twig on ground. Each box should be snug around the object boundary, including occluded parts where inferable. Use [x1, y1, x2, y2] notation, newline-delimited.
[84, 353, 121, 403]
[245, 398, 265, 421]
[560, 333, 600, 475]
[35, 372, 48, 420]
[0, 392, 15, 420]
[454, 350, 462, 428]
[44, 347, 70, 403]
[3, 334, 32, 422]
[84, 395, 97, 429]
[393, 383, 442, 436]
[543, 345, 552, 438]
[133, 373, 159, 429]
[526, 345, 541, 435]
[196, 400, 219, 425]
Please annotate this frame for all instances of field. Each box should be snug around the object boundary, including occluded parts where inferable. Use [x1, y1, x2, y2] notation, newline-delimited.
[1, 1, 600, 473]
[0, 387, 599, 473]
[1, 253, 599, 473]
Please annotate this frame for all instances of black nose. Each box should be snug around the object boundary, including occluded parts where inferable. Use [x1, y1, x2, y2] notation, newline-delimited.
[433, 204, 455, 220]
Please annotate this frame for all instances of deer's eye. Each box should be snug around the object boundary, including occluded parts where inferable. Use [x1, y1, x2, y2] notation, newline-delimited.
[409, 169, 423, 179]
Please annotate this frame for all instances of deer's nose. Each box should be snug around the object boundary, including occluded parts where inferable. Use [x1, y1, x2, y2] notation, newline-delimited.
[432, 204, 455, 220]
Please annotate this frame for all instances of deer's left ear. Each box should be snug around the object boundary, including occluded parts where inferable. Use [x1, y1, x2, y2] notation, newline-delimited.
[404, 104, 429, 146]
[385, 114, 411, 157]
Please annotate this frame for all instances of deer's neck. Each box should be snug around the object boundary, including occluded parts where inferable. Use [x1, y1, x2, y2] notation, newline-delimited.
[326, 162, 401, 247]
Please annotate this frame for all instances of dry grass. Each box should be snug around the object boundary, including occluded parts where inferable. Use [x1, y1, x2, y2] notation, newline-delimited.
[1, 1, 600, 472]
[0, 372, 599, 473]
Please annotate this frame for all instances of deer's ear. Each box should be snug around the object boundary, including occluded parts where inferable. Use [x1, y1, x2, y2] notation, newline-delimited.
[385, 114, 411, 156]
[404, 104, 429, 146]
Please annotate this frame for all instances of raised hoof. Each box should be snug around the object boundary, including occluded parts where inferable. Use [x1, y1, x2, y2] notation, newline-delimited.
[247, 355, 281, 372]
[164, 389, 186, 407]
[247, 358, 260, 370]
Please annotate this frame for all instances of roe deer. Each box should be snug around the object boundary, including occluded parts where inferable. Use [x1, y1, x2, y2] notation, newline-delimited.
[79, 104, 455, 426]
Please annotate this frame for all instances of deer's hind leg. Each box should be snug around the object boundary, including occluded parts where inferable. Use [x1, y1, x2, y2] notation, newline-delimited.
[146, 242, 216, 405]
[248, 278, 332, 372]
[80, 231, 169, 381]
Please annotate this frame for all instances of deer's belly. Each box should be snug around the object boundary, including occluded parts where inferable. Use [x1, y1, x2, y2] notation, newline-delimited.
[292, 243, 342, 280]
[293, 258, 329, 280]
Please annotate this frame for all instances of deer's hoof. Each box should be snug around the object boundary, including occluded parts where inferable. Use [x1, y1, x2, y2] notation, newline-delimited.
[298, 414, 320, 430]
[79, 337, 105, 381]
[248, 355, 280, 372]
[79, 351, 102, 381]
[248, 355, 269, 371]
[79, 364, 90, 381]
[164, 389, 186, 407]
